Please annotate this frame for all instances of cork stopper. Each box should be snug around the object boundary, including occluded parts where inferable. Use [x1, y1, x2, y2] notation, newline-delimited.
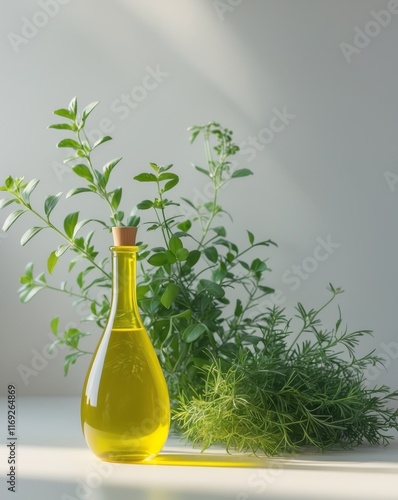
[112, 226, 138, 246]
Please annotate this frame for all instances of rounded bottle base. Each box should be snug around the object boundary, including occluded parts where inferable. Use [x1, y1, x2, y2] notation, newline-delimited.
[95, 451, 157, 464]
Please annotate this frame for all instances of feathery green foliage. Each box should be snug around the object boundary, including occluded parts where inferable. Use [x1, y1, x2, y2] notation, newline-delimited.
[174, 287, 398, 455]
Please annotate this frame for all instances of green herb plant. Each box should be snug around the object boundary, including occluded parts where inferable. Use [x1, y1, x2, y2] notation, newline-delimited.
[1, 98, 397, 455]
[175, 285, 398, 454]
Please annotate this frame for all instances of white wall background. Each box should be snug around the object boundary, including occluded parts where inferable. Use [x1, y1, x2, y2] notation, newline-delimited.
[1, 0, 398, 396]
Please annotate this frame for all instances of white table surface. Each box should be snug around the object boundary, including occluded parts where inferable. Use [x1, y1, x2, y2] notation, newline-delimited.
[1, 397, 397, 500]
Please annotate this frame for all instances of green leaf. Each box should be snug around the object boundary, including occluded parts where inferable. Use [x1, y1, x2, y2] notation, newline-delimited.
[204, 246, 218, 263]
[181, 197, 197, 211]
[64, 353, 80, 376]
[73, 219, 90, 237]
[204, 201, 215, 213]
[55, 244, 70, 257]
[158, 164, 173, 173]
[194, 165, 210, 177]
[134, 173, 157, 182]
[72, 164, 93, 182]
[66, 187, 94, 198]
[171, 309, 192, 320]
[36, 272, 47, 284]
[92, 136, 112, 149]
[231, 168, 253, 178]
[127, 213, 140, 227]
[161, 282, 179, 309]
[183, 324, 207, 343]
[111, 188, 122, 210]
[234, 299, 243, 317]
[212, 226, 226, 237]
[81, 101, 99, 121]
[21, 226, 44, 246]
[50, 317, 59, 335]
[92, 170, 104, 189]
[238, 260, 250, 271]
[77, 271, 84, 289]
[137, 199, 153, 210]
[48, 123, 76, 131]
[19, 285, 45, 303]
[247, 230, 255, 245]
[114, 210, 124, 223]
[2, 209, 27, 232]
[137, 285, 150, 300]
[169, 236, 183, 255]
[158, 172, 176, 181]
[186, 250, 201, 267]
[68, 97, 78, 116]
[63, 155, 80, 164]
[189, 129, 200, 143]
[149, 162, 160, 173]
[53, 108, 74, 120]
[251, 258, 267, 273]
[177, 220, 192, 232]
[103, 157, 122, 184]
[176, 248, 189, 261]
[47, 251, 58, 274]
[198, 279, 225, 298]
[163, 177, 179, 193]
[20, 262, 34, 281]
[21, 179, 40, 203]
[0, 198, 16, 209]
[1, 175, 15, 191]
[212, 263, 228, 282]
[165, 250, 177, 264]
[44, 193, 62, 218]
[57, 138, 82, 150]
[64, 212, 79, 238]
[148, 252, 169, 266]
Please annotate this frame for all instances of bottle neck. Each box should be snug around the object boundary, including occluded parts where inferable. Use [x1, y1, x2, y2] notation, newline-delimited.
[110, 246, 143, 330]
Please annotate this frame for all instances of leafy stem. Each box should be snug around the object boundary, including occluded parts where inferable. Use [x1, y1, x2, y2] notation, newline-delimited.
[287, 283, 344, 353]
[13, 189, 110, 279]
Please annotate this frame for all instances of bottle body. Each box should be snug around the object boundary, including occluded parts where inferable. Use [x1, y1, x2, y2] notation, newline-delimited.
[81, 246, 170, 463]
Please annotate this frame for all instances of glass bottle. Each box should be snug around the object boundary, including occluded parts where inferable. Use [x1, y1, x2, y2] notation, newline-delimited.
[81, 227, 170, 463]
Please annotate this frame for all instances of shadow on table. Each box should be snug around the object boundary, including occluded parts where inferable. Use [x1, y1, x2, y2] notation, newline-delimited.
[149, 447, 398, 472]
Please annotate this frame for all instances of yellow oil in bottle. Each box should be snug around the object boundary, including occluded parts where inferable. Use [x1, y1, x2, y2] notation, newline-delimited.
[81, 241, 170, 463]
